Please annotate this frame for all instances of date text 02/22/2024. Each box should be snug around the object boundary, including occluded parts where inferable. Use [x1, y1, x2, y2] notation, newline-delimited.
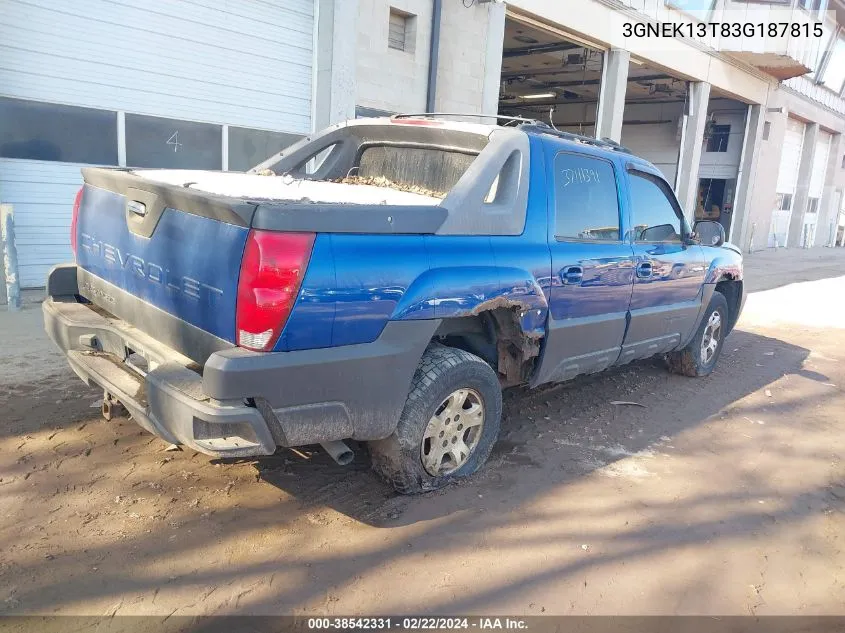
[623, 21, 823, 39]
[306, 618, 529, 630]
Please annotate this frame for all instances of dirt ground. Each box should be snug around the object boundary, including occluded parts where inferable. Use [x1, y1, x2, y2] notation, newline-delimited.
[1, 247, 845, 617]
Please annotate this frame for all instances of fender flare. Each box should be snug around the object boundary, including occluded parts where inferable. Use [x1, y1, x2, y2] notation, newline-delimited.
[391, 265, 549, 338]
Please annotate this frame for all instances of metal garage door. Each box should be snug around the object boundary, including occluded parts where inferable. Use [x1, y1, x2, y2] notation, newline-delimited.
[770, 118, 806, 247]
[0, 160, 86, 288]
[804, 130, 833, 247]
[0, 0, 314, 288]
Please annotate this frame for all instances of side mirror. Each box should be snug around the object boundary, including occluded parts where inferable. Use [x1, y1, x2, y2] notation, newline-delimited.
[640, 223, 678, 242]
[693, 220, 725, 247]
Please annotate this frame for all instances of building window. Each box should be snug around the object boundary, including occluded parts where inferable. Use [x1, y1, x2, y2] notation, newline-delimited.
[228, 127, 301, 172]
[706, 125, 731, 153]
[777, 193, 793, 211]
[664, 0, 716, 18]
[763, 121, 771, 141]
[808, 198, 820, 214]
[820, 35, 845, 94]
[0, 97, 117, 165]
[797, 0, 826, 14]
[125, 114, 222, 170]
[388, 9, 415, 52]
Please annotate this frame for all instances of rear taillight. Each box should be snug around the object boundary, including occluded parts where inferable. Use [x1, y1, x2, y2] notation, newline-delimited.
[70, 187, 83, 256]
[236, 230, 315, 352]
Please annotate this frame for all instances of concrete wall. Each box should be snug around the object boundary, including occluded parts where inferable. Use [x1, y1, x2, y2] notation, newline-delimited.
[356, 0, 432, 114]
[355, 0, 503, 115]
[741, 86, 845, 252]
[433, 1, 499, 113]
[744, 107, 786, 252]
[314, 0, 359, 129]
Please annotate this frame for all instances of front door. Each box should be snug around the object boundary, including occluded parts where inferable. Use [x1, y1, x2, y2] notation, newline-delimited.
[620, 168, 706, 365]
[532, 147, 635, 386]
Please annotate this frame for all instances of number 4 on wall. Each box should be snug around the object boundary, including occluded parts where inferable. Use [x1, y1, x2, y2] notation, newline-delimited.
[167, 131, 182, 152]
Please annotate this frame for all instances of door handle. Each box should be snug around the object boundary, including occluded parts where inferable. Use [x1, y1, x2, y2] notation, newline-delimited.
[560, 265, 583, 285]
[636, 261, 653, 279]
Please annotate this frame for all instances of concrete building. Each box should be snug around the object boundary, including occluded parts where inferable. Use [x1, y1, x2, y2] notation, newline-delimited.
[350, 0, 845, 252]
[2, 0, 845, 292]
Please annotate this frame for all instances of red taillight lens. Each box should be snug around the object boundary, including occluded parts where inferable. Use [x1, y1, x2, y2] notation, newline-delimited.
[70, 187, 83, 256]
[236, 230, 315, 352]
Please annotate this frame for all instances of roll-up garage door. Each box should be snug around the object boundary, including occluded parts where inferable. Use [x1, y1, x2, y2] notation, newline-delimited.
[803, 130, 833, 247]
[770, 119, 806, 247]
[0, 0, 313, 288]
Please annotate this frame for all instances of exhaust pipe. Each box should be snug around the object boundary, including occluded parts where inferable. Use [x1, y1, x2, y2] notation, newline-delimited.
[321, 440, 354, 466]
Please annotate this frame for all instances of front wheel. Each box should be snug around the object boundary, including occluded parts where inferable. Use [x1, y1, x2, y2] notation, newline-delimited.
[368, 345, 502, 494]
[666, 290, 729, 377]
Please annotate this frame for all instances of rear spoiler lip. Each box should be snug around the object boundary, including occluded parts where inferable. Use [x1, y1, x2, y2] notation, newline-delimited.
[250, 202, 447, 234]
[80, 167, 448, 235]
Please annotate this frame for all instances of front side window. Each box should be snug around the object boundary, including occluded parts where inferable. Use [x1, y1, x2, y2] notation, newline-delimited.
[553, 153, 620, 241]
[628, 171, 683, 243]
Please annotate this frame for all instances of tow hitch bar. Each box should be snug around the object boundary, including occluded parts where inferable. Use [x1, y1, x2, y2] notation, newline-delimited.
[102, 391, 127, 421]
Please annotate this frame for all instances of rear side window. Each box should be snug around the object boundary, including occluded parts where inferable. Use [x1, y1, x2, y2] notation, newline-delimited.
[628, 171, 683, 243]
[554, 153, 620, 240]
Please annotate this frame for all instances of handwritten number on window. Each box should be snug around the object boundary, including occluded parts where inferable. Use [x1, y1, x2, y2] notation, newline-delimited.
[562, 168, 601, 188]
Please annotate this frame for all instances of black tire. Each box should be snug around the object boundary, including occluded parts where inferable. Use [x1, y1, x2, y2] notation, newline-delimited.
[368, 345, 503, 495]
[666, 290, 729, 377]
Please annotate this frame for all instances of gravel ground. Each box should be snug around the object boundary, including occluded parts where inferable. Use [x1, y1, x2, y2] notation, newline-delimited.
[1, 247, 844, 618]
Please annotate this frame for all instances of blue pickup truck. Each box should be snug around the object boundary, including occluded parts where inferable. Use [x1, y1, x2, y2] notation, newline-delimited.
[43, 114, 744, 494]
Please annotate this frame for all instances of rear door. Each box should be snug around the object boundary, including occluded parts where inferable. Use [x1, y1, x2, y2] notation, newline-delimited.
[620, 167, 706, 364]
[532, 145, 635, 386]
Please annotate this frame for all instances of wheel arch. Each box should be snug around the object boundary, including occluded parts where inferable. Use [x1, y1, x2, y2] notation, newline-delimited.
[432, 306, 544, 388]
[714, 275, 743, 335]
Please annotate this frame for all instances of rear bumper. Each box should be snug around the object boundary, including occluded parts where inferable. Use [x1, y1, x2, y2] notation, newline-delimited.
[43, 296, 276, 458]
[44, 264, 438, 457]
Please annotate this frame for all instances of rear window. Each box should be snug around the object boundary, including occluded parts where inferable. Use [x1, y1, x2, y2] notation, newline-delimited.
[354, 145, 476, 197]
[259, 123, 489, 199]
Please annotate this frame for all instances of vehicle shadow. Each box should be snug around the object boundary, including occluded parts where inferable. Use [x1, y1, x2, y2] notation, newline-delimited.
[234, 327, 816, 528]
[4, 326, 843, 617]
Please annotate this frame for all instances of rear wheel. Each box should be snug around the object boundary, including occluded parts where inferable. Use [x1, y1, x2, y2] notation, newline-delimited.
[368, 345, 502, 494]
[666, 290, 729, 377]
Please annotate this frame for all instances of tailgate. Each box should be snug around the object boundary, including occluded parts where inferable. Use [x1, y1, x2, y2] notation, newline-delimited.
[75, 168, 256, 362]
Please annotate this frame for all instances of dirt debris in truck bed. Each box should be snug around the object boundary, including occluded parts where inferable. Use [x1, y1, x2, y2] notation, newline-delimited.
[333, 175, 447, 199]
[254, 171, 447, 200]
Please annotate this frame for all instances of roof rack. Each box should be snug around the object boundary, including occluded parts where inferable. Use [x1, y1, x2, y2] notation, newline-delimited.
[392, 112, 549, 127]
[519, 124, 634, 154]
